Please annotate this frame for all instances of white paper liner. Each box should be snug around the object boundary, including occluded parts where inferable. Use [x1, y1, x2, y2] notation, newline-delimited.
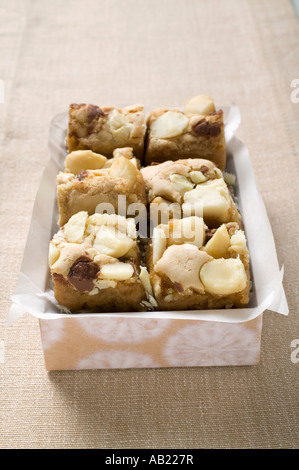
[7, 104, 288, 327]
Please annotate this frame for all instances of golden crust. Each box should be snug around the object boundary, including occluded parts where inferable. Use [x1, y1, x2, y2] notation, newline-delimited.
[52, 272, 146, 312]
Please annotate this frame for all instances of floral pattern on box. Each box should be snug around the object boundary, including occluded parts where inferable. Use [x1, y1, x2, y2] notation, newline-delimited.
[39, 314, 262, 370]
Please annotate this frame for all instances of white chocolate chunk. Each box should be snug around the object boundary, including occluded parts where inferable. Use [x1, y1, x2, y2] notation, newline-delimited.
[169, 173, 194, 196]
[64, 211, 88, 243]
[93, 225, 135, 258]
[183, 179, 231, 222]
[130, 157, 139, 168]
[57, 171, 75, 184]
[189, 170, 207, 184]
[65, 150, 107, 174]
[229, 230, 247, 253]
[113, 147, 134, 160]
[150, 197, 182, 226]
[164, 294, 174, 302]
[88, 287, 99, 296]
[204, 224, 230, 258]
[223, 172, 236, 186]
[170, 216, 205, 248]
[152, 226, 167, 265]
[154, 244, 212, 293]
[151, 111, 189, 139]
[49, 243, 60, 267]
[93, 253, 116, 265]
[112, 124, 133, 141]
[109, 156, 138, 188]
[200, 258, 247, 295]
[108, 109, 129, 129]
[108, 110, 134, 141]
[50, 241, 92, 275]
[103, 148, 135, 168]
[95, 279, 117, 289]
[100, 262, 134, 280]
[123, 217, 138, 239]
[228, 230, 249, 263]
[214, 167, 224, 179]
[88, 213, 137, 239]
[139, 266, 154, 296]
[185, 94, 216, 115]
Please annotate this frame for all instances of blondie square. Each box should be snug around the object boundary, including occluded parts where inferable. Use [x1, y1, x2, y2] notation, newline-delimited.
[144, 95, 226, 169]
[141, 158, 241, 229]
[57, 148, 146, 226]
[49, 212, 148, 312]
[67, 103, 146, 159]
[145, 216, 250, 310]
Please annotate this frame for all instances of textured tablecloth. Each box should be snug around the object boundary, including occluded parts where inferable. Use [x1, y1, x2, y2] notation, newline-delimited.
[1, 0, 298, 449]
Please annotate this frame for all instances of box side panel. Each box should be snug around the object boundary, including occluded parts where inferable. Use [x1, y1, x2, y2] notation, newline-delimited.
[39, 314, 263, 371]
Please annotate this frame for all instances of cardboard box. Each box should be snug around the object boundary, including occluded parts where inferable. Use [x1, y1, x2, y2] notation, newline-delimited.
[39, 314, 263, 370]
[8, 105, 288, 370]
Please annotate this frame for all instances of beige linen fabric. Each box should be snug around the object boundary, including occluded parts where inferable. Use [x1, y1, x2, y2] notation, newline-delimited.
[0, 0, 298, 449]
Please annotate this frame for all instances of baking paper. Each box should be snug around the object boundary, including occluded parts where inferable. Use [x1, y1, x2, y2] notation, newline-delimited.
[7, 104, 289, 327]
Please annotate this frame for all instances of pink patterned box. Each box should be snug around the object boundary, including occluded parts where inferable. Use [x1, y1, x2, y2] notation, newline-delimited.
[39, 314, 263, 370]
